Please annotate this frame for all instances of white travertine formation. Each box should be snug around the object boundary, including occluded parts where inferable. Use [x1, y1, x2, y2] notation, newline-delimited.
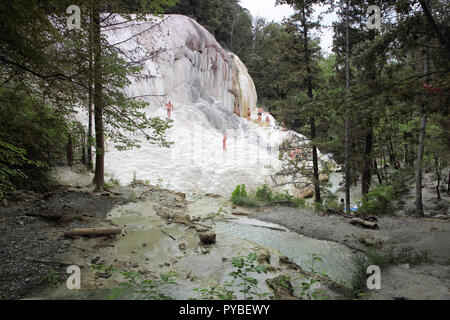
[101, 14, 316, 197]
[105, 14, 256, 115]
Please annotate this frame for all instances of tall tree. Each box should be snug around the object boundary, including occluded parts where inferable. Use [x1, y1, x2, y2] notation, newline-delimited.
[415, 46, 429, 217]
[276, 0, 327, 203]
[344, 0, 351, 214]
[92, 3, 104, 189]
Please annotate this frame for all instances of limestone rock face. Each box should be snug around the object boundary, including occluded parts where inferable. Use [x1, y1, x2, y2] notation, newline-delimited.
[106, 14, 257, 115]
[98, 14, 314, 198]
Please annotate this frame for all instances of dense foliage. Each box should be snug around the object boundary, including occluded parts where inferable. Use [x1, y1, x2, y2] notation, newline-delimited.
[0, 0, 175, 196]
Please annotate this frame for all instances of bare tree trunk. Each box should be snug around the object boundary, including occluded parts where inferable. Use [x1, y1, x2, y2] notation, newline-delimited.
[81, 132, 86, 165]
[311, 117, 321, 203]
[92, 6, 104, 190]
[362, 121, 373, 194]
[300, 6, 320, 203]
[344, 0, 351, 214]
[415, 41, 430, 217]
[66, 133, 73, 167]
[447, 171, 450, 195]
[87, 10, 94, 172]
[404, 144, 409, 164]
[434, 156, 441, 199]
[415, 115, 427, 216]
[388, 138, 397, 167]
[374, 159, 383, 185]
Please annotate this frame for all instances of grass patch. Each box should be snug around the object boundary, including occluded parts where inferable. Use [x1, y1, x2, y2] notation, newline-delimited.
[346, 246, 431, 299]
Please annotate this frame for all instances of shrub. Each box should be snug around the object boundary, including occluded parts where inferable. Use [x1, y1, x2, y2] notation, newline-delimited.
[255, 184, 274, 202]
[0, 141, 45, 199]
[231, 184, 258, 207]
[314, 202, 325, 212]
[358, 184, 395, 216]
[229, 252, 269, 300]
[232, 184, 306, 208]
[0, 87, 70, 196]
[273, 190, 306, 208]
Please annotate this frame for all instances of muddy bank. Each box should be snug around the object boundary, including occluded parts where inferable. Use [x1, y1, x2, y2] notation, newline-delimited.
[0, 188, 127, 300]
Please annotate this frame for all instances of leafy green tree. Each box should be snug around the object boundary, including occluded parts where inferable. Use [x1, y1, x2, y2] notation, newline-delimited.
[0, 0, 175, 192]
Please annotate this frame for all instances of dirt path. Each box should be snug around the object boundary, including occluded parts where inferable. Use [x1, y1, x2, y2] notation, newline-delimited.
[251, 207, 450, 263]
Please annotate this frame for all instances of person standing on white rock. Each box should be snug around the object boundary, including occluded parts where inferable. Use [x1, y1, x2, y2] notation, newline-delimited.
[166, 101, 174, 119]
[223, 134, 227, 151]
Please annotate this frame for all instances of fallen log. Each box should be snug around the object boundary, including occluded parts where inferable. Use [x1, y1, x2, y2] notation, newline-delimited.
[231, 211, 250, 216]
[229, 220, 286, 232]
[64, 227, 122, 238]
[350, 218, 378, 229]
[25, 258, 74, 266]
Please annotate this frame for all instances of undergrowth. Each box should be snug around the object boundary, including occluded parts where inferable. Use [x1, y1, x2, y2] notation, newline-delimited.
[231, 184, 306, 208]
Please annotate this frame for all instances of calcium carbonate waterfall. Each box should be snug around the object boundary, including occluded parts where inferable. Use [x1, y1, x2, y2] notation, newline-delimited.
[100, 14, 302, 197]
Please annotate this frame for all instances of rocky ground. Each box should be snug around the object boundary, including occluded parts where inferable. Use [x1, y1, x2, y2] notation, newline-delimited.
[0, 180, 347, 300]
[0, 187, 127, 299]
[1, 168, 448, 300]
[250, 173, 450, 300]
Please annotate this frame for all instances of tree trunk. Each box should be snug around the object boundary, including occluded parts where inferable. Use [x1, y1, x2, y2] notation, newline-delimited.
[415, 45, 429, 217]
[374, 159, 383, 185]
[344, 0, 351, 215]
[415, 115, 427, 216]
[447, 171, 450, 195]
[92, 6, 104, 190]
[230, 9, 238, 50]
[66, 133, 73, 167]
[300, 6, 320, 203]
[404, 143, 409, 164]
[87, 10, 94, 172]
[382, 151, 388, 182]
[434, 156, 441, 199]
[46, 141, 51, 164]
[350, 218, 378, 230]
[81, 132, 86, 165]
[388, 137, 396, 166]
[311, 117, 321, 203]
[362, 121, 373, 194]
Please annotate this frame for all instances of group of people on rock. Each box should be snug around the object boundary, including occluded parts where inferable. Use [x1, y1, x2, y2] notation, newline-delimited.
[246, 107, 271, 125]
[165, 100, 273, 152]
[168, 100, 271, 126]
